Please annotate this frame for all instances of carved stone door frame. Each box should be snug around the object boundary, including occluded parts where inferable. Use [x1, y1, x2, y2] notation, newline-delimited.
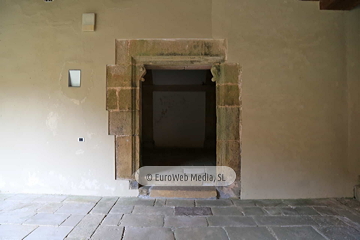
[106, 39, 241, 182]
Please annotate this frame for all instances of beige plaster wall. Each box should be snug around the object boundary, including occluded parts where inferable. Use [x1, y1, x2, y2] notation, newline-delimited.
[0, 0, 212, 196]
[0, 0, 359, 198]
[346, 7, 360, 185]
[213, 0, 355, 199]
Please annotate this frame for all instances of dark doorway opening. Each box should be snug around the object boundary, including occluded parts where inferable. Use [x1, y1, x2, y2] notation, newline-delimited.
[141, 69, 216, 166]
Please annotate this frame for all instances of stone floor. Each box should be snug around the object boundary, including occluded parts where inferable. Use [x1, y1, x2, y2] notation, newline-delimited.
[1, 194, 360, 240]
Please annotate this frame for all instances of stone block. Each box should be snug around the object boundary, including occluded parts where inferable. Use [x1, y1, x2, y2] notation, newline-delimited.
[312, 216, 348, 226]
[36, 203, 63, 213]
[23, 213, 69, 226]
[216, 85, 240, 106]
[120, 214, 163, 227]
[109, 111, 132, 136]
[207, 216, 257, 227]
[123, 227, 174, 240]
[174, 227, 229, 240]
[263, 208, 283, 216]
[316, 226, 360, 240]
[164, 216, 207, 228]
[253, 216, 317, 226]
[115, 197, 154, 206]
[115, 40, 131, 65]
[91, 225, 124, 240]
[101, 214, 123, 225]
[242, 207, 267, 216]
[281, 207, 319, 216]
[225, 227, 276, 240]
[272, 227, 326, 240]
[106, 89, 118, 110]
[66, 214, 105, 239]
[0, 211, 36, 224]
[175, 207, 212, 216]
[56, 203, 95, 215]
[106, 64, 132, 88]
[60, 214, 84, 227]
[33, 195, 68, 203]
[128, 39, 204, 57]
[216, 140, 240, 178]
[118, 88, 132, 111]
[219, 63, 241, 85]
[0, 225, 37, 240]
[313, 207, 339, 215]
[90, 201, 116, 215]
[150, 186, 217, 199]
[203, 39, 227, 57]
[231, 199, 257, 207]
[166, 199, 195, 207]
[217, 107, 240, 140]
[154, 199, 166, 207]
[64, 196, 101, 203]
[132, 206, 174, 215]
[211, 207, 243, 216]
[108, 205, 133, 214]
[24, 226, 73, 240]
[115, 136, 133, 179]
[195, 199, 233, 207]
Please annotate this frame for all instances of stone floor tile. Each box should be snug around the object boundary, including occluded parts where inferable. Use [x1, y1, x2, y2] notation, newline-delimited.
[91, 201, 116, 214]
[132, 206, 174, 215]
[6, 194, 42, 202]
[195, 199, 233, 207]
[33, 195, 67, 203]
[56, 202, 95, 215]
[164, 216, 207, 228]
[314, 206, 339, 215]
[102, 214, 123, 225]
[116, 197, 155, 206]
[99, 197, 119, 203]
[232, 199, 257, 207]
[0, 193, 14, 201]
[37, 203, 63, 213]
[0, 201, 42, 213]
[175, 207, 212, 216]
[242, 207, 267, 216]
[24, 213, 69, 226]
[336, 198, 360, 208]
[282, 207, 319, 216]
[311, 216, 348, 226]
[166, 199, 195, 207]
[207, 216, 257, 227]
[155, 199, 166, 207]
[66, 214, 105, 239]
[316, 226, 360, 240]
[120, 214, 163, 227]
[123, 227, 174, 240]
[225, 227, 276, 240]
[253, 216, 317, 226]
[0, 224, 37, 240]
[91, 225, 124, 240]
[254, 199, 287, 207]
[64, 195, 101, 203]
[174, 227, 228, 240]
[264, 208, 283, 215]
[0, 211, 36, 224]
[24, 226, 73, 240]
[272, 226, 326, 240]
[211, 206, 243, 215]
[108, 205, 133, 214]
[283, 199, 326, 207]
[61, 214, 85, 227]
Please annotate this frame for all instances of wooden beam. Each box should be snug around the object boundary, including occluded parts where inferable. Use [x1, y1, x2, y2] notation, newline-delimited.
[301, 0, 360, 10]
[320, 0, 360, 10]
[143, 85, 214, 92]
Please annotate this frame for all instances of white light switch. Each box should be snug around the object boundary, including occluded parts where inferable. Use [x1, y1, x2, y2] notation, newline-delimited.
[69, 70, 81, 87]
[82, 13, 96, 31]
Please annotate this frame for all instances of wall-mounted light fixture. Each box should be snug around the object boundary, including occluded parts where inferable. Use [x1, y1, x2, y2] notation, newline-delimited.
[82, 13, 96, 32]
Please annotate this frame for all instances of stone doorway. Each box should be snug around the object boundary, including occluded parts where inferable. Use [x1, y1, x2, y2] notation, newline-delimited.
[106, 39, 242, 186]
[141, 69, 216, 167]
